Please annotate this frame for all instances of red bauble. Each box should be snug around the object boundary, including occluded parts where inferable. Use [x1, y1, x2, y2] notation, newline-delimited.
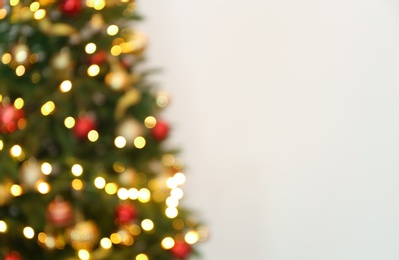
[89, 50, 107, 65]
[151, 120, 169, 141]
[4, 251, 21, 260]
[115, 204, 137, 225]
[73, 116, 96, 139]
[46, 199, 74, 228]
[60, 0, 82, 16]
[0, 105, 24, 134]
[171, 240, 191, 259]
[0, 0, 4, 9]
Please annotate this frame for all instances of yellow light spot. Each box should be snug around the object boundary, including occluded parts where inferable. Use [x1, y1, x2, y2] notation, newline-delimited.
[136, 254, 148, 260]
[117, 188, 129, 200]
[87, 64, 100, 77]
[41, 162, 52, 175]
[0, 221, 7, 233]
[110, 233, 121, 244]
[156, 91, 170, 108]
[1, 53, 11, 64]
[64, 117, 75, 128]
[23, 226, 35, 239]
[60, 80, 72, 92]
[134, 136, 146, 149]
[100, 237, 112, 249]
[14, 98, 24, 109]
[105, 183, 118, 195]
[113, 161, 125, 173]
[93, 0, 106, 10]
[144, 116, 156, 128]
[173, 219, 185, 230]
[38, 232, 47, 243]
[165, 207, 178, 219]
[114, 136, 126, 148]
[174, 172, 186, 185]
[0, 140, 3, 151]
[138, 188, 151, 203]
[37, 182, 50, 194]
[110, 45, 122, 56]
[41, 101, 55, 116]
[85, 43, 97, 54]
[129, 224, 141, 236]
[141, 219, 154, 231]
[162, 154, 175, 167]
[71, 164, 83, 177]
[10, 184, 22, 197]
[161, 237, 175, 250]
[88, 130, 99, 142]
[10, 145, 22, 157]
[0, 9, 7, 20]
[166, 177, 178, 189]
[166, 197, 179, 208]
[72, 179, 84, 191]
[16, 65, 25, 76]
[30, 2, 40, 12]
[34, 9, 46, 20]
[128, 188, 139, 200]
[107, 25, 119, 36]
[171, 188, 184, 200]
[10, 0, 20, 6]
[94, 177, 106, 189]
[185, 230, 200, 244]
[78, 249, 90, 260]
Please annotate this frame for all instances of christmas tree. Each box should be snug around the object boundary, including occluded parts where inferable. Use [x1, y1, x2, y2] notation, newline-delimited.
[0, 1, 206, 259]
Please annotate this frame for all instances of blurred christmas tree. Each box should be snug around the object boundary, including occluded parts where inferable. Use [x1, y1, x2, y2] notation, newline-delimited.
[0, 0, 206, 259]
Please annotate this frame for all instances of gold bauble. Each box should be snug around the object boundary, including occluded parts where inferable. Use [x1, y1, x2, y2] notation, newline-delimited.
[114, 89, 141, 120]
[68, 221, 99, 251]
[52, 48, 72, 70]
[119, 168, 137, 187]
[19, 158, 45, 189]
[116, 118, 143, 145]
[121, 32, 148, 55]
[105, 69, 130, 91]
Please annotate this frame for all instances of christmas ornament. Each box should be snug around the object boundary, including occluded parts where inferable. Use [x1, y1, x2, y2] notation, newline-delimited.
[89, 14, 105, 31]
[115, 203, 137, 225]
[171, 240, 191, 259]
[0, 104, 24, 134]
[151, 120, 169, 141]
[114, 89, 141, 120]
[60, 0, 82, 16]
[68, 221, 99, 251]
[116, 118, 143, 145]
[52, 48, 72, 71]
[19, 158, 45, 189]
[46, 198, 74, 228]
[105, 68, 131, 91]
[39, 19, 77, 36]
[122, 32, 148, 55]
[12, 44, 30, 64]
[89, 50, 107, 65]
[119, 168, 137, 187]
[4, 251, 21, 260]
[73, 115, 96, 139]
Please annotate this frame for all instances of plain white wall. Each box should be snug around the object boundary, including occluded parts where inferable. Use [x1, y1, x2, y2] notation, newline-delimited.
[138, 0, 399, 259]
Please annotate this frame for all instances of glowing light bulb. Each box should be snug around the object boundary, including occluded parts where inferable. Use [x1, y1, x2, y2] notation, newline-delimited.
[23, 226, 35, 239]
[71, 164, 83, 176]
[0, 221, 7, 233]
[185, 230, 200, 244]
[161, 237, 175, 249]
[60, 80, 72, 92]
[94, 177, 106, 189]
[141, 219, 154, 231]
[100, 238, 112, 249]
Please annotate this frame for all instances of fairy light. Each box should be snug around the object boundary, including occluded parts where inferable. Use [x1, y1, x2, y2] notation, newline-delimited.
[107, 25, 119, 36]
[41, 101, 55, 116]
[136, 254, 148, 260]
[141, 219, 154, 231]
[133, 136, 146, 149]
[10, 0, 20, 6]
[1, 53, 11, 64]
[174, 172, 186, 185]
[185, 230, 200, 244]
[144, 116, 156, 128]
[15, 65, 25, 76]
[117, 188, 129, 200]
[88, 130, 99, 142]
[0, 140, 3, 150]
[166, 177, 178, 189]
[166, 197, 179, 208]
[94, 177, 106, 189]
[105, 183, 118, 195]
[0, 9, 7, 20]
[128, 188, 139, 200]
[162, 154, 175, 166]
[30, 2, 40, 12]
[60, 80, 72, 92]
[161, 237, 175, 250]
[114, 136, 126, 148]
[78, 249, 90, 260]
[37, 182, 50, 194]
[138, 188, 151, 203]
[10, 145, 22, 157]
[110, 45, 122, 56]
[10, 185, 22, 196]
[23, 226, 35, 239]
[100, 238, 112, 249]
[34, 9, 46, 20]
[64, 117, 75, 128]
[85, 43, 97, 54]
[87, 64, 100, 77]
[93, 0, 106, 10]
[38, 232, 47, 243]
[72, 179, 84, 191]
[0, 221, 7, 233]
[71, 164, 83, 177]
[171, 188, 184, 200]
[112, 161, 125, 173]
[110, 233, 121, 244]
[129, 224, 141, 236]
[165, 207, 178, 218]
[14, 98, 24, 109]
[41, 162, 52, 175]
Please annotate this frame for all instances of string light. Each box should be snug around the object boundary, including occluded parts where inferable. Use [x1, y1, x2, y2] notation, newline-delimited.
[64, 117, 75, 128]
[34, 9, 46, 20]
[128, 188, 139, 200]
[114, 136, 127, 148]
[78, 250, 90, 260]
[41, 101, 55, 116]
[30, 2, 40, 12]
[133, 136, 146, 149]
[107, 25, 119, 36]
[15, 65, 25, 76]
[136, 254, 148, 260]
[10, 185, 22, 196]
[72, 179, 84, 191]
[1, 53, 11, 64]
[161, 237, 175, 249]
[23, 226, 35, 239]
[166, 197, 179, 208]
[144, 116, 156, 128]
[105, 183, 118, 195]
[94, 177, 106, 189]
[87, 64, 100, 77]
[110, 233, 121, 244]
[138, 188, 151, 203]
[41, 162, 52, 175]
[100, 238, 112, 249]
[0, 140, 3, 151]
[14, 98, 24, 109]
[170, 188, 184, 200]
[0, 221, 7, 233]
[85, 43, 97, 54]
[60, 80, 72, 92]
[174, 172, 186, 185]
[10, 145, 22, 157]
[71, 164, 83, 177]
[37, 182, 50, 194]
[185, 230, 200, 244]
[141, 219, 154, 231]
[117, 188, 129, 200]
[0, 9, 7, 20]
[88, 130, 99, 142]
[165, 207, 178, 219]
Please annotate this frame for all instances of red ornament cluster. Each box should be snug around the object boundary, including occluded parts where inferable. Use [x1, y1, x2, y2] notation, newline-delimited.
[151, 120, 169, 141]
[115, 203, 137, 225]
[171, 240, 191, 259]
[4, 251, 21, 260]
[73, 116, 96, 139]
[59, 0, 82, 16]
[0, 104, 24, 134]
[46, 199, 74, 228]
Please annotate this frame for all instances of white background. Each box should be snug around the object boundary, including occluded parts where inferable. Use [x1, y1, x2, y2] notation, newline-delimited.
[138, 0, 399, 259]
